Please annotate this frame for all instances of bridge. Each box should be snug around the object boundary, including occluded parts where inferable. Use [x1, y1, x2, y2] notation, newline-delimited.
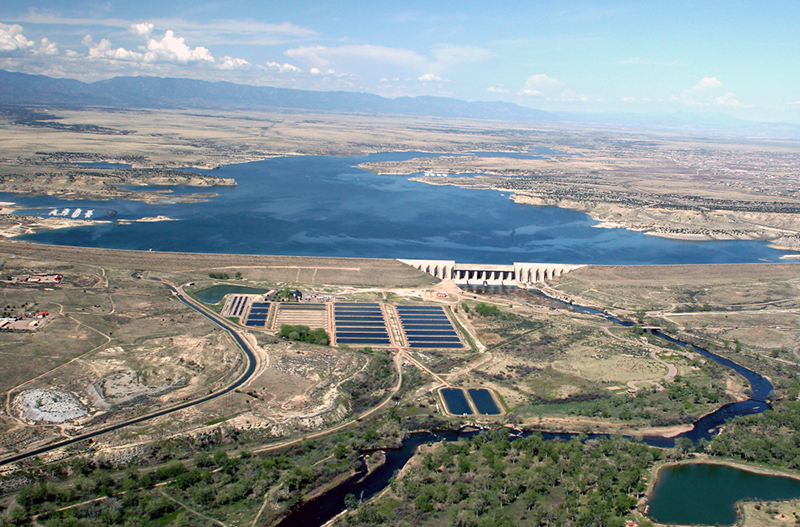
[398, 259, 585, 286]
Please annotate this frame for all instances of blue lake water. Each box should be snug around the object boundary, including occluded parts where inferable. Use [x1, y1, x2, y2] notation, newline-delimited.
[647, 463, 800, 525]
[6, 152, 790, 265]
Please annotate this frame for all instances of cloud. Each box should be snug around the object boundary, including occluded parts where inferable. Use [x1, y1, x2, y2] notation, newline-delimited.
[0, 23, 57, 56]
[14, 12, 317, 46]
[517, 73, 561, 96]
[84, 24, 215, 65]
[285, 44, 426, 70]
[487, 85, 509, 93]
[673, 77, 749, 108]
[431, 44, 491, 65]
[0, 23, 35, 53]
[129, 22, 154, 40]
[265, 61, 300, 73]
[692, 77, 722, 90]
[716, 91, 749, 107]
[558, 89, 589, 102]
[35, 37, 59, 56]
[525, 73, 562, 88]
[220, 56, 250, 70]
[418, 73, 441, 82]
[142, 30, 213, 64]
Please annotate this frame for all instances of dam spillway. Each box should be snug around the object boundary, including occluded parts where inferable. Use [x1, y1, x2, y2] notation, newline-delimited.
[398, 259, 585, 286]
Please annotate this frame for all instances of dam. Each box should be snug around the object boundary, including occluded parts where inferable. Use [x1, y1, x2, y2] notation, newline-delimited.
[399, 259, 585, 286]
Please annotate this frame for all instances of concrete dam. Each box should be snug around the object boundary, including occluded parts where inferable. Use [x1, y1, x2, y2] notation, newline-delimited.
[399, 259, 585, 286]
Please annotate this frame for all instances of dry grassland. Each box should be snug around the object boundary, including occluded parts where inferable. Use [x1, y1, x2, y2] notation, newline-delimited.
[0, 241, 441, 457]
[547, 262, 800, 373]
[0, 107, 542, 169]
[0, 240, 437, 288]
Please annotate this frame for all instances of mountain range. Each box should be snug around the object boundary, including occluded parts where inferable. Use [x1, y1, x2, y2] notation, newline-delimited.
[1, 69, 799, 138]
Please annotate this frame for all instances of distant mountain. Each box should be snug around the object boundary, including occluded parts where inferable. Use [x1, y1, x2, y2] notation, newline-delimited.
[2, 70, 800, 137]
[0, 69, 555, 122]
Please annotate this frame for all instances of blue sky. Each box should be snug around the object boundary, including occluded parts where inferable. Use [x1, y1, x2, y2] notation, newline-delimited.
[2, 1, 799, 122]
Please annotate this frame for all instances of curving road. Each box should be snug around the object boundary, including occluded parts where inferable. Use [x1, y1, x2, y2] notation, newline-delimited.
[0, 281, 259, 468]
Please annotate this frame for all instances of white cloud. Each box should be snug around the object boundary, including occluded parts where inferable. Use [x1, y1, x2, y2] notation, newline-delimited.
[487, 85, 509, 93]
[558, 89, 589, 102]
[83, 25, 215, 65]
[517, 73, 561, 96]
[525, 73, 562, 88]
[0, 23, 35, 53]
[716, 91, 749, 107]
[418, 73, 441, 82]
[142, 30, 214, 64]
[431, 44, 491, 65]
[35, 37, 59, 56]
[266, 61, 300, 73]
[285, 44, 426, 70]
[129, 22, 154, 40]
[14, 13, 318, 45]
[86, 36, 143, 61]
[692, 77, 722, 90]
[220, 56, 250, 70]
[673, 77, 749, 108]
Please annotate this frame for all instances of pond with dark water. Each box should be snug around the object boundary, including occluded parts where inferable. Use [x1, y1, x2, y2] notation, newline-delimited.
[468, 388, 501, 415]
[440, 388, 473, 415]
[192, 285, 270, 304]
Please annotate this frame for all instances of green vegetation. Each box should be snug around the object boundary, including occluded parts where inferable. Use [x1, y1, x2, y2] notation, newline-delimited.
[474, 302, 501, 317]
[208, 272, 230, 280]
[343, 348, 395, 413]
[709, 401, 800, 468]
[278, 324, 329, 345]
[344, 430, 661, 527]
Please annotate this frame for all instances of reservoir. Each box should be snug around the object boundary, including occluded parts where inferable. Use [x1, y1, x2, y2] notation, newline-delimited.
[647, 463, 800, 525]
[6, 152, 791, 265]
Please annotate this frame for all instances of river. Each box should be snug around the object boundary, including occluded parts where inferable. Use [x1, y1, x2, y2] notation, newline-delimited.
[276, 286, 777, 526]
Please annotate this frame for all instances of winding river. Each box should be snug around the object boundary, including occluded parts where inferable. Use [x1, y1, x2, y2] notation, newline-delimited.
[277, 287, 776, 526]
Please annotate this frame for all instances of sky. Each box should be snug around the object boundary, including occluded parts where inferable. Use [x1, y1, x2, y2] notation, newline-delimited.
[2, 1, 800, 122]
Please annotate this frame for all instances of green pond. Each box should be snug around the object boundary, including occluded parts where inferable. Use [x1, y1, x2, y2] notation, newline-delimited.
[647, 463, 800, 525]
[193, 285, 270, 304]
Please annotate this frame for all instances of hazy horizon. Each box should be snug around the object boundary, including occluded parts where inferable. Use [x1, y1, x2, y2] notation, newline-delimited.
[2, 1, 799, 123]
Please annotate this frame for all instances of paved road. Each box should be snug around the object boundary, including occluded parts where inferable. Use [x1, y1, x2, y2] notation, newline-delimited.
[0, 281, 259, 468]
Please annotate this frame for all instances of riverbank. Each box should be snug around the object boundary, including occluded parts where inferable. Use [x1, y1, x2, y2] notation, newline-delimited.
[525, 415, 693, 438]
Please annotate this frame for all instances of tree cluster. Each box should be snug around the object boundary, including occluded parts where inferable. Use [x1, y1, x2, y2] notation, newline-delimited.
[278, 324, 329, 345]
[345, 430, 661, 527]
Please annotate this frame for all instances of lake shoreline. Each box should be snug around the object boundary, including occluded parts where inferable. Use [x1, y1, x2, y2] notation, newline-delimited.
[643, 458, 800, 526]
